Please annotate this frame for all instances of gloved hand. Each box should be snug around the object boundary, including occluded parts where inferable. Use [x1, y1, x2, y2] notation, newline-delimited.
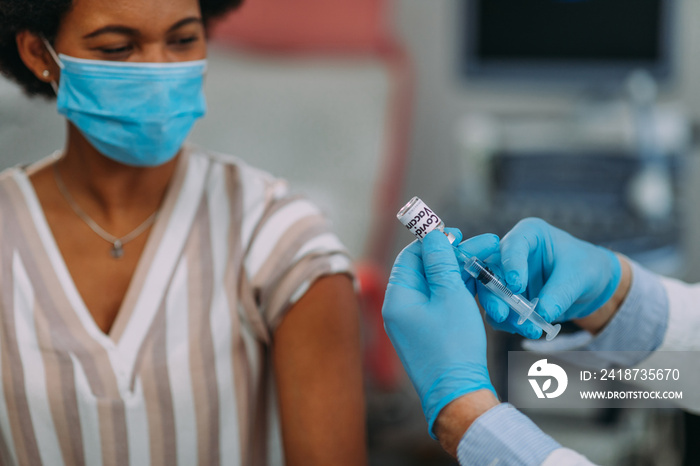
[475, 218, 621, 338]
[382, 229, 500, 438]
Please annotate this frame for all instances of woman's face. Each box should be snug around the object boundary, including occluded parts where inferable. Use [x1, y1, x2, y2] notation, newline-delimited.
[51, 0, 207, 63]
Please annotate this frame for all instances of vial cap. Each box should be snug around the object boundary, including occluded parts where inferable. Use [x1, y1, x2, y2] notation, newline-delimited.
[396, 196, 454, 242]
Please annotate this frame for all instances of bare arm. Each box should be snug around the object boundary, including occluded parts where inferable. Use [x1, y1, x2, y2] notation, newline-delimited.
[273, 274, 367, 465]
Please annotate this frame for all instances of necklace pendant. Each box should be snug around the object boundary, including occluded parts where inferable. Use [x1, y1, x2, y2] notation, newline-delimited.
[111, 240, 124, 259]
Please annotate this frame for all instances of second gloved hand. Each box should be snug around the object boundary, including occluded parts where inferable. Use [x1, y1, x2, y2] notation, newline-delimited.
[382, 230, 499, 438]
[475, 218, 621, 338]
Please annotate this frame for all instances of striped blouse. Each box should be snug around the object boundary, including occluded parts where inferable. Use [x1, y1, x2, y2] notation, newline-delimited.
[0, 146, 352, 466]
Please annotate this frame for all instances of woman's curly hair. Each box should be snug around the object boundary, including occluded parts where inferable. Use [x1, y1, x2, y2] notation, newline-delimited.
[0, 0, 243, 99]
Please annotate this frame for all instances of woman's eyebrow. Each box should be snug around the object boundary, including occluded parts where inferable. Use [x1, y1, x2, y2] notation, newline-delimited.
[82, 17, 203, 40]
[167, 17, 203, 32]
[83, 25, 139, 39]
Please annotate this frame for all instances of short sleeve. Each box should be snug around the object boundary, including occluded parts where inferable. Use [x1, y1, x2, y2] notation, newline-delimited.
[243, 180, 353, 334]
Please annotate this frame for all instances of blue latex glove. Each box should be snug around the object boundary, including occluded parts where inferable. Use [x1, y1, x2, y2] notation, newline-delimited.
[477, 218, 622, 338]
[382, 229, 500, 438]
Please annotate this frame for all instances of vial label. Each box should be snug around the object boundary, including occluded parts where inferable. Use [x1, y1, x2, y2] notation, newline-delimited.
[396, 196, 444, 240]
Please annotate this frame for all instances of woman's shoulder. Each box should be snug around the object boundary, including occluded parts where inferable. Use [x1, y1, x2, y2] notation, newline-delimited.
[0, 152, 60, 190]
[0, 166, 17, 184]
[0, 164, 28, 198]
[190, 145, 291, 199]
[188, 146, 330, 233]
[0, 164, 36, 231]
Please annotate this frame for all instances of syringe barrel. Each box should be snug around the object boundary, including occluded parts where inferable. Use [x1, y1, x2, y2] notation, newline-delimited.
[462, 257, 513, 299]
[460, 253, 535, 322]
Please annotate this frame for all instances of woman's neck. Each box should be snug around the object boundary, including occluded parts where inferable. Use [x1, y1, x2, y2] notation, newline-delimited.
[58, 123, 179, 224]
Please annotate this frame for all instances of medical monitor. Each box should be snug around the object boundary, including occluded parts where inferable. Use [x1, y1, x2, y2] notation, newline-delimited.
[461, 0, 675, 88]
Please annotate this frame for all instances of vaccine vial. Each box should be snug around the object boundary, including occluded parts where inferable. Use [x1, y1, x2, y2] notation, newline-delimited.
[396, 196, 456, 243]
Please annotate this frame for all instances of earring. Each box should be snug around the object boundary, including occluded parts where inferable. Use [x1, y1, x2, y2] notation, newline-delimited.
[42, 70, 50, 78]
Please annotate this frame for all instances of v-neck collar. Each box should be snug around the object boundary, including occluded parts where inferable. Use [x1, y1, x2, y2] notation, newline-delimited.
[12, 147, 211, 371]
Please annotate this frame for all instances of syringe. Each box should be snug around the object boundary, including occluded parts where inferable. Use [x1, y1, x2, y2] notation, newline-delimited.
[396, 196, 560, 341]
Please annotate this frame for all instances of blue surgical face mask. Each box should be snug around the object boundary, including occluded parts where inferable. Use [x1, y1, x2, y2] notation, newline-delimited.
[43, 40, 207, 167]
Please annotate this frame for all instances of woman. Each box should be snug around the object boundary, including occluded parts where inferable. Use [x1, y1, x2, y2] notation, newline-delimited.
[0, 0, 367, 465]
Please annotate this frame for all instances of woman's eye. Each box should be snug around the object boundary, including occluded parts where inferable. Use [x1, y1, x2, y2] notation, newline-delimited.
[99, 45, 133, 55]
[170, 36, 199, 47]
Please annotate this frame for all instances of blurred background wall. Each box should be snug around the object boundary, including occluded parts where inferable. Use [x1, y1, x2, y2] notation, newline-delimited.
[394, 0, 700, 199]
[393, 0, 700, 281]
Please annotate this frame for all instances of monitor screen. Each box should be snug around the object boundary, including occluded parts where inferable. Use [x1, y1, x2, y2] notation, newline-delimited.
[462, 0, 674, 86]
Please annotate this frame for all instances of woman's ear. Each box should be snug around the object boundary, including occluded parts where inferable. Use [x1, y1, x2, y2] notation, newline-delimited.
[15, 30, 61, 85]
